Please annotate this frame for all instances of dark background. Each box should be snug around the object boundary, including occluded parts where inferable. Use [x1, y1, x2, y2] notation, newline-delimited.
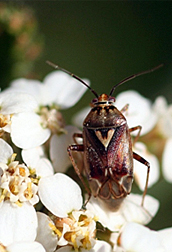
[2, 1, 172, 230]
[21, 2, 172, 122]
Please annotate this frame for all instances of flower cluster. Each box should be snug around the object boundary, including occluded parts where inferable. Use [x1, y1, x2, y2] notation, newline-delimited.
[0, 69, 172, 252]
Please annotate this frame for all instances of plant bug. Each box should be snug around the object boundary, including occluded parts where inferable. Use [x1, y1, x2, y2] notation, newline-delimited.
[47, 61, 163, 211]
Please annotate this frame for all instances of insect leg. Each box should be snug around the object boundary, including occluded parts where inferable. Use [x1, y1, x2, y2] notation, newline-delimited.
[120, 103, 129, 113]
[72, 133, 84, 172]
[133, 151, 150, 207]
[129, 125, 142, 145]
[67, 144, 91, 202]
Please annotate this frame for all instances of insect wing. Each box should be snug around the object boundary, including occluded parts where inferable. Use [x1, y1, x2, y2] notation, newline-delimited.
[83, 123, 133, 200]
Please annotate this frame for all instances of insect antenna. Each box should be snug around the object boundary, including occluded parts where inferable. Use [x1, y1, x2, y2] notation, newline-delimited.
[109, 64, 163, 96]
[46, 60, 99, 98]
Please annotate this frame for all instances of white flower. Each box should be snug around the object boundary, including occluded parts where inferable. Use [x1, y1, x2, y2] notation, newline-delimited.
[56, 209, 96, 250]
[38, 173, 83, 217]
[72, 106, 90, 128]
[86, 193, 159, 232]
[115, 90, 157, 136]
[11, 112, 51, 149]
[153, 96, 172, 183]
[4, 70, 89, 149]
[22, 146, 54, 178]
[158, 226, 172, 251]
[153, 96, 172, 138]
[1, 241, 46, 252]
[0, 201, 37, 246]
[0, 139, 39, 206]
[38, 173, 98, 251]
[162, 138, 172, 183]
[36, 212, 58, 252]
[50, 125, 82, 173]
[117, 222, 172, 252]
[9, 71, 89, 109]
[55, 240, 112, 252]
[0, 91, 37, 133]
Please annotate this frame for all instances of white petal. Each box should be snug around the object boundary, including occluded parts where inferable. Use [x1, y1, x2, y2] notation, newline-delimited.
[153, 96, 168, 116]
[57, 223, 70, 246]
[119, 222, 165, 252]
[50, 125, 82, 172]
[55, 240, 111, 252]
[157, 107, 172, 138]
[38, 173, 83, 217]
[115, 90, 157, 135]
[7, 241, 46, 252]
[88, 240, 112, 252]
[86, 193, 159, 231]
[11, 112, 50, 149]
[122, 194, 159, 225]
[153, 96, 172, 138]
[86, 196, 125, 231]
[0, 92, 37, 114]
[162, 138, 172, 183]
[44, 70, 90, 109]
[72, 106, 90, 128]
[0, 138, 13, 163]
[134, 142, 160, 190]
[22, 147, 54, 177]
[54, 246, 71, 252]
[9, 78, 54, 106]
[35, 158, 54, 177]
[158, 227, 172, 250]
[9, 78, 44, 105]
[0, 201, 37, 246]
[22, 145, 45, 166]
[36, 212, 58, 252]
[110, 232, 122, 252]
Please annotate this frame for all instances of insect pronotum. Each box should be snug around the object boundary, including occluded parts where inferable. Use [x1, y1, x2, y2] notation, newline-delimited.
[47, 61, 163, 211]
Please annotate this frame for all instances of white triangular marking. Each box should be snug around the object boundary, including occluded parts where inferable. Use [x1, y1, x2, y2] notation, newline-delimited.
[95, 129, 115, 148]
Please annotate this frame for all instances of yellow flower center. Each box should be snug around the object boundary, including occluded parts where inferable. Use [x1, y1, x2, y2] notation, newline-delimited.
[54, 210, 96, 251]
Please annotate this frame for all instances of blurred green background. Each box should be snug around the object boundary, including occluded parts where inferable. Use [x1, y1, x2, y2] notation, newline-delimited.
[1, 1, 172, 231]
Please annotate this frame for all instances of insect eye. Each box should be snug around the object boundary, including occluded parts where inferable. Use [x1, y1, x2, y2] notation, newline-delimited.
[108, 96, 116, 102]
[92, 98, 98, 104]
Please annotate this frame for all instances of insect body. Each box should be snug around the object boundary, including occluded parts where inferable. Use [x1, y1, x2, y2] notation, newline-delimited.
[82, 94, 134, 211]
[47, 61, 162, 211]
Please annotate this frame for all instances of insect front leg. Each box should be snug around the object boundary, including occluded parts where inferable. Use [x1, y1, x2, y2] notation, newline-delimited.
[67, 143, 91, 203]
[133, 151, 150, 207]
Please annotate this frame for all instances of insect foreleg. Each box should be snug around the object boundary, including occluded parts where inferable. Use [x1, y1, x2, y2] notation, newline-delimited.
[133, 151, 150, 207]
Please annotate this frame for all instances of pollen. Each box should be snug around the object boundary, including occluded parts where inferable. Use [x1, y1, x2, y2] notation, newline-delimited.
[39, 106, 65, 134]
[19, 167, 26, 176]
[0, 114, 11, 128]
[0, 153, 38, 205]
[24, 182, 33, 200]
[55, 210, 96, 251]
[9, 177, 19, 195]
[49, 222, 62, 237]
[0, 189, 9, 202]
[0, 243, 7, 252]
